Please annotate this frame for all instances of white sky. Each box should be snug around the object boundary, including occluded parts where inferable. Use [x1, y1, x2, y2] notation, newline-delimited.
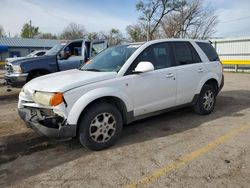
[0, 0, 250, 38]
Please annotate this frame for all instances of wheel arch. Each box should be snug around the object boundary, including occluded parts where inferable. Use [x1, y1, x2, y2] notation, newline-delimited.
[195, 74, 220, 95]
[66, 88, 133, 126]
[27, 69, 51, 81]
[76, 96, 131, 133]
[204, 79, 219, 94]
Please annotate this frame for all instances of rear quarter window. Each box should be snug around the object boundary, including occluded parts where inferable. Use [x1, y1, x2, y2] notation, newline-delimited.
[196, 42, 219, 61]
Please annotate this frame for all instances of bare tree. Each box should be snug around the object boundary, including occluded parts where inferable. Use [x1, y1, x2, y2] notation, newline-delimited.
[37, 33, 58, 39]
[99, 29, 124, 46]
[126, 24, 147, 42]
[136, 0, 185, 40]
[162, 0, 218, 39]
[86, 32, 102, 40]
[60, 23, 87, 40]
[109, 28, 124, 46]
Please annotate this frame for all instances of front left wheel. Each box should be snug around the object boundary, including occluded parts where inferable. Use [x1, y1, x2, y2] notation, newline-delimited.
[78, 102, 123, 151]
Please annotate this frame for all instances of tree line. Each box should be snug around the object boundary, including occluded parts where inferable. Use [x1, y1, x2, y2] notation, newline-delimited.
[0, 0, 218, 46]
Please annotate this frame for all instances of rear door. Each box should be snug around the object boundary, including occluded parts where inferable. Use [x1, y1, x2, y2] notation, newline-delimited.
[81, 40, 108, 63]
[90, 40, 108, 57]
[172, 41, 205, 105]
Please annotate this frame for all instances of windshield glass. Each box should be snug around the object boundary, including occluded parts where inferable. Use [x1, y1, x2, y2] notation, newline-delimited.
[45, 44, 65, 56]
[80, 44, 141, 72]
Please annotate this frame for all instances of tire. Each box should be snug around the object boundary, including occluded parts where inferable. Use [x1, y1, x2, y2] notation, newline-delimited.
[27, 72, 42, 82]
[194, 84, 216, 115]
[78, 102, 123, 151]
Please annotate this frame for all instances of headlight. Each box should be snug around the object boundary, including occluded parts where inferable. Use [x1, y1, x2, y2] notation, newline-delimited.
[12, 65, 22, 74]
[33, 92, 64, 106]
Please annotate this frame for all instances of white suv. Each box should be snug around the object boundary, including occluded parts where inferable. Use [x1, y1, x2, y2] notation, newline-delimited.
[18, 39, 224, 150]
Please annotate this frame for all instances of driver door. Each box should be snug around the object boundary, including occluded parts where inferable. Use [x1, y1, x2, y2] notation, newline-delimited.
[58, 41, 83, 71]
[126, 42, 177, 117]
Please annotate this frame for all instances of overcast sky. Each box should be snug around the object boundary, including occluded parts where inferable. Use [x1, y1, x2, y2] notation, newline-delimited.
[1, 0, 250, 38]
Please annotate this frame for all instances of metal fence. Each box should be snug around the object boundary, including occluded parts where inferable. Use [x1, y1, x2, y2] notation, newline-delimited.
[212, 37, 250, 72]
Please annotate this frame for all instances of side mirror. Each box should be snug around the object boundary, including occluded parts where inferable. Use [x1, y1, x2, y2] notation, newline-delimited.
[133, 61, 154, 73]
[58, 50, 66, 60]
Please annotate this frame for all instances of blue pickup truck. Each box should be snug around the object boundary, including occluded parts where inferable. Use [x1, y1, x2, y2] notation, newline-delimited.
[4, 39, 107, 87]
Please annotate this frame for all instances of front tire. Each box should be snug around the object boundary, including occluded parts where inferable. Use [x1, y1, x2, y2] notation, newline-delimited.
[27, 72, 43, 82]
[78, 102, 123, 150]
[194, 84, 216, 115]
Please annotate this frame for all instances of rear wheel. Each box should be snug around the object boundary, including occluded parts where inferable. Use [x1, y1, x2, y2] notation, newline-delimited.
[194, 84, 216, 115]
[78, 102, 123, 150]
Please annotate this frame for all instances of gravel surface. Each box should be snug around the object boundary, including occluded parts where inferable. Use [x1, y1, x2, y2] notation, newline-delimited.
[0, 72, 250, 188]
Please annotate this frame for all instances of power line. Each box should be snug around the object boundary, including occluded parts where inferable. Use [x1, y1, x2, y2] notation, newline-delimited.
[220, 15, 250, 24]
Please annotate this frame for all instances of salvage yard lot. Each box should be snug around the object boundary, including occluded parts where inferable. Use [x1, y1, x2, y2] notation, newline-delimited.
[0, 72, 250, 188]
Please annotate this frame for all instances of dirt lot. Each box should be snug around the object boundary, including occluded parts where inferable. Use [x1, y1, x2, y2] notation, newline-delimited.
[0, 72, 250, 188]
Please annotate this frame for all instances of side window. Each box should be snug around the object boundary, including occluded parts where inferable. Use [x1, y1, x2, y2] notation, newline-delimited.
[64, 41, 82, 59]
[196, 42, 219, 61]
[172, 42, 201, 65]
[126, 42, 174, 75]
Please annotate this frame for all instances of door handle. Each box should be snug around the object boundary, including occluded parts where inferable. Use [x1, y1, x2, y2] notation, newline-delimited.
[197, 68, 204, 73]
[165, 73, 174, 78]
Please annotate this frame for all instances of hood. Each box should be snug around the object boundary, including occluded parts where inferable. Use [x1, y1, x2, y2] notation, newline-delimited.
[6, 57, 26, 63]
[11, 55, 55, 66]
[24, 69, 117, 92]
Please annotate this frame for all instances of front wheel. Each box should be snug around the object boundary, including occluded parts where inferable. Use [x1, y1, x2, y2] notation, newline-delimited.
[194, 84, 216, 115]
[27, 72, 43, 82]
[78, 102, 123, 150]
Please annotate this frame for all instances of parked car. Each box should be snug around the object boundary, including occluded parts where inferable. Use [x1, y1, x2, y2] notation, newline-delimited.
[18, 39, 224, 150]
[5, 50, 47, 63]
[4, 39, 107, 87]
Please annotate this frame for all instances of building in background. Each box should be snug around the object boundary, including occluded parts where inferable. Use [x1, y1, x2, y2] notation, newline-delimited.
[0, 38, 60, 62]
[211, 36, 250, 72]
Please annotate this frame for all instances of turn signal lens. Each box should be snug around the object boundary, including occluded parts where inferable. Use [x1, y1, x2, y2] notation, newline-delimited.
[50, 92, 64, 106]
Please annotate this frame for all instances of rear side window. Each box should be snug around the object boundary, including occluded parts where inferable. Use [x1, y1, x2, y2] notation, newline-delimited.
[172, 42, 201, 65]
[196, 42, 219, 61]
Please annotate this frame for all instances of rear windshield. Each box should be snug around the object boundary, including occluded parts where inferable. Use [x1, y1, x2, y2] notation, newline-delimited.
[196, 42, 219, 61]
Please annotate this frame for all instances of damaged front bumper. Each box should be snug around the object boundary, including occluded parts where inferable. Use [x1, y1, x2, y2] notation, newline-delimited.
[18, 88, 76, 139]
[18, 107, 77, 139]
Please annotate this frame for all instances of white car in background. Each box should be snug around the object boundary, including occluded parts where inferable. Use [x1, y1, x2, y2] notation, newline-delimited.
[18, 39, 224, 150]
[5, 50, 47, 63]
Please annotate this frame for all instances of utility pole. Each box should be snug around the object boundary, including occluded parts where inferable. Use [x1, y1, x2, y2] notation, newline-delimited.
[146, 13, 150, 41]
[29, 20, 32, 38]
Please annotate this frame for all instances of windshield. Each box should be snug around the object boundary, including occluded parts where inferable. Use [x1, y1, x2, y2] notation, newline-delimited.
[81, 44, 141, 72]
[45, 44, 65, 56]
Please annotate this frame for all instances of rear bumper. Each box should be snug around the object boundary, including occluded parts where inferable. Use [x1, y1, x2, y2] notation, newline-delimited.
[18, 108, 77, 139]
[4, 73, 28, 87]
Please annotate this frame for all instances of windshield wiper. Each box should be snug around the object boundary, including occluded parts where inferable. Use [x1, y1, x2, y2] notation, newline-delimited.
[81, 68, 101, 72]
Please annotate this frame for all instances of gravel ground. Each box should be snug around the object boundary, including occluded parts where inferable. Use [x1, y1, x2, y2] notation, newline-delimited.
[0, 72, 250, 188]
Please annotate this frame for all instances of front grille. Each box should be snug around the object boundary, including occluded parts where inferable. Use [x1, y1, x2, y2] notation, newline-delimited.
[5, 64, 13, 73]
